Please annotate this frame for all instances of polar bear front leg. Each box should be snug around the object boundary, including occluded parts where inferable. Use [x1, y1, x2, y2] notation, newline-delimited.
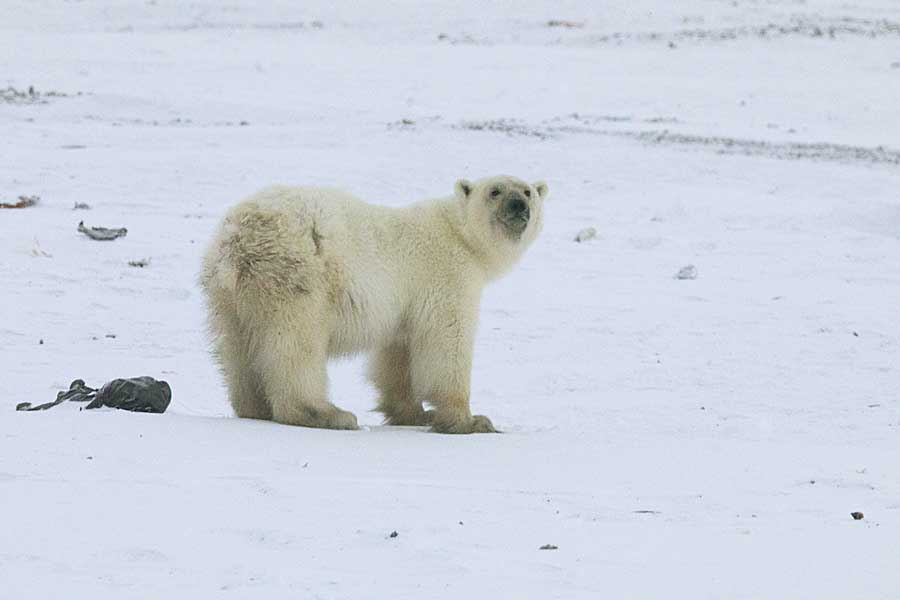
[254, 303, 358, 431]
[410, 299, 497, 434]
[370, 343, 433, 426]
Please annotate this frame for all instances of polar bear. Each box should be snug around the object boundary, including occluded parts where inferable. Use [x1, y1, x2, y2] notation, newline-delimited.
[199, 175, 548, 433]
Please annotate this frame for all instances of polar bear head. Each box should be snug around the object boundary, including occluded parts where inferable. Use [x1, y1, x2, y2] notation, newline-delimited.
[454, 175, 549, 276]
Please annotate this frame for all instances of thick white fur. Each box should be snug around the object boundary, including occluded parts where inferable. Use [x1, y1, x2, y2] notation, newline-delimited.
[199, 175, 548, 433]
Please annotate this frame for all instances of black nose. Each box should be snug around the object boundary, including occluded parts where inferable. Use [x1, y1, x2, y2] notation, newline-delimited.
[507, 198, 529, 218]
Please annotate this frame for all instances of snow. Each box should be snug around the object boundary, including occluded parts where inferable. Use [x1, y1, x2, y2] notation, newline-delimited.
[2, 1, 899, 597]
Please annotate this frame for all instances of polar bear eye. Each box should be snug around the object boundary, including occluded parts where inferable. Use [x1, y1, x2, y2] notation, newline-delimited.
[490, 188, 501, 198]
[524, 189, 531, 198]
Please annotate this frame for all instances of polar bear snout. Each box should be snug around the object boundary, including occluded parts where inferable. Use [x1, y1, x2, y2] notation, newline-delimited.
[498, 193, 531, 236]
[506, 197, 530, 220]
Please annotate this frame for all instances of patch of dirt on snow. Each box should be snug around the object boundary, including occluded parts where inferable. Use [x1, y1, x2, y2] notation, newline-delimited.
[574, 16, 900, 47]
[613, 130, 900, 167]
[1, 86, 79, 105]
[447, 114, 900, 167]
[455, 119, 551, 139]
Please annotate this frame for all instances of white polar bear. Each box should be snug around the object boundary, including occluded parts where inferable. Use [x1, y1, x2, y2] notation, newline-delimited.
[199, 175, 548, 433]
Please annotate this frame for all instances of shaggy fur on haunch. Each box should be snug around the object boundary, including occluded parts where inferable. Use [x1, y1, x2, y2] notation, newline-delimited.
[199, 175, 548, 433]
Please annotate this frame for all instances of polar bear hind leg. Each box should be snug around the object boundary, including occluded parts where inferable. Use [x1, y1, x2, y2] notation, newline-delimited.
[252, 297, 359, 430]
[205, 280, 272, 420]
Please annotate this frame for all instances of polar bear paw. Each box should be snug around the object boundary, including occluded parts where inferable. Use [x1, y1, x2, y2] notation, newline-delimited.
[328, 408, 360, 430]
[275, 405, 359, 430]
[383, 407, 434, 426]
[431, 413, 498, 434]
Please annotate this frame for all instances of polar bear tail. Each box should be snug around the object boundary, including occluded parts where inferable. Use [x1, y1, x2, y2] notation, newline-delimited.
[201, 201, 319, 302]
[200, 217, 242, 296]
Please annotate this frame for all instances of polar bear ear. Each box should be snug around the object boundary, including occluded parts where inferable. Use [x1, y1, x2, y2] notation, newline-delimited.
[455, 179, 474, 201]
[533, 181, 549, 200]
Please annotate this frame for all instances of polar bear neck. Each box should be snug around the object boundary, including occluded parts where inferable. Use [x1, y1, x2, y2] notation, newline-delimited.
[427, 197, 528, 282]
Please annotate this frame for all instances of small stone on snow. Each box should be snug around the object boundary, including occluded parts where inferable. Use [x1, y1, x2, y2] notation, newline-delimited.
[674, 265, 698, 280]
[574, 227, 597, 242]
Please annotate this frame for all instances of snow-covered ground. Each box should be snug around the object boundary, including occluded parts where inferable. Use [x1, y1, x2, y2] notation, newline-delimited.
[2, 1, 899, 598]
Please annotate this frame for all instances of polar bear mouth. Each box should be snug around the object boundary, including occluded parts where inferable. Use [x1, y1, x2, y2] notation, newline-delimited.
[497, 213, 529, 239]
